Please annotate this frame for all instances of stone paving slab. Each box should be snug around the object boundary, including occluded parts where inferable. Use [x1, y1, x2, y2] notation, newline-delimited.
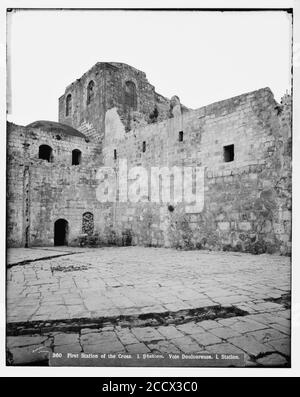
[6, 247, 291, 367]
[7, 247, 85, 266]
[256, 353, 288, 367]
[6, 310, 291, 366]
[7, 335, 49, 349]
[265, 338, 290, 357]
[227, 334, 277, 356]
[6, 247, 290, 324]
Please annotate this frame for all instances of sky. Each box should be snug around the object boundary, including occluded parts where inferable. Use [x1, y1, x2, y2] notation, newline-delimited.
[7, 9, 292, 126]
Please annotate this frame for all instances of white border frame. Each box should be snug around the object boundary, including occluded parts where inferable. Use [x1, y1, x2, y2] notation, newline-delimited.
[1, 0, 299, 378]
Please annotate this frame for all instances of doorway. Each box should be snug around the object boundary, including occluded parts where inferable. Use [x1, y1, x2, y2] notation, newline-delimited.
[54, 219, 69, 246]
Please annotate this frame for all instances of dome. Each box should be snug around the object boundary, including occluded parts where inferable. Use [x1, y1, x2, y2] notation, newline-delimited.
[26, 120, 86, 139]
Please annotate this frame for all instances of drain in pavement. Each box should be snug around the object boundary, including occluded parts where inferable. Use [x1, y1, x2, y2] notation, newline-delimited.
[50, 264, 89, 273]
[7, 304, 249, 336]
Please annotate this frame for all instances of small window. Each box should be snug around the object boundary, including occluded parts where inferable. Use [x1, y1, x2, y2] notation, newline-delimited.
[39, 145, 53, 162]
[66, 94, 72, 117]
[223, 144, 234, 162]
[142, 141, 146, 153]
[179, 131, 184, 142]
[87, 80, 95, 105]
[114, 149, 117, 160]
[72, 149, 81, 165]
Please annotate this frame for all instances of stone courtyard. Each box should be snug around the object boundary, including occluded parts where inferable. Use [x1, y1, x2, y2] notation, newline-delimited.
[6, 247, 290, 367]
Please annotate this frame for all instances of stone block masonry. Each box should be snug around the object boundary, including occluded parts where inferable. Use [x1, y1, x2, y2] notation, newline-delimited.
[7, 122, 102, 247]
[102, 86, 291, 255]
[58, 62, 173, 144]
[7, 62, 291, 254]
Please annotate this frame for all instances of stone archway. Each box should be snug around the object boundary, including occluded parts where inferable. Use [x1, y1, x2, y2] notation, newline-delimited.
[54, 219, 69, 246]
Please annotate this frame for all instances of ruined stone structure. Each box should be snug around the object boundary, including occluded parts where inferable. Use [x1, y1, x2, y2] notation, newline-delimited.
[7, 62, 292, 255]
[58, 62, 176, 142]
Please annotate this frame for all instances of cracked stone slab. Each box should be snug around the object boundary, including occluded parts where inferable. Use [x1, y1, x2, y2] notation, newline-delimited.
[131, 327, 164, 343]
[9, 345, 50, 365]
[176, 322, 206, 335]
[147, 340, 181, 354]
[53, 343, 82, 353]
[209, 326, 242, 340]
[228, 318, 268, 334]
[125, 343, 151, 353]
[206, 342, 245, 356]
[276, 310, 290, 319]
[184, 300, 217, 309]
[265, 338, 290, 357]
[268, 323, 290, 335]
[172, 336, 203, 353]
[256, 353, 288, 366]
[196, 320, 221, 330]
[213, 295, 252, 305]
[217, 317, 242, 327]
[53, 333, 79, 346]
[80, 331, 118, 345]
[115, 329, 140, 346]
[163, 302, 192, 312]
[245, 328, 287, 344]
[240, 313, 275, 325]
[250, 302, 285, 312]
[190, 332, 222, 347]
[227, 334, 276, 357]
[6, 335, 49, 349]
[82, 335, 125, 354]
[157, 326, 185, 339]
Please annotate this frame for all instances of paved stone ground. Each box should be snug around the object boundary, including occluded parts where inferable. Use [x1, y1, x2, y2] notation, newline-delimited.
[7, 247, 85, 266]
[6, 247, 291, 367]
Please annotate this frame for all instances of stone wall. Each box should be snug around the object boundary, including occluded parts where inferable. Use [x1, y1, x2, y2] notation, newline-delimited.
[6, 122, 103, 247]
[101, 87, 291, 255]
[7, 75, 291, 255]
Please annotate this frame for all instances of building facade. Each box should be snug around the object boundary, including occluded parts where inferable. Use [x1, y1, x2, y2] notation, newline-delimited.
[7, 62, 292, 255]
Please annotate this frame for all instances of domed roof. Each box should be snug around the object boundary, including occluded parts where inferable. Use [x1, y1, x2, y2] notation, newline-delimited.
[26, 120, 86, 139]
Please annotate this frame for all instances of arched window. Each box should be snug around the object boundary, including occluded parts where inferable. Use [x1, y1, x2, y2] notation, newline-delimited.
[82, 212, 94, 236]
[66, 94, 72, 116]
[72, 149, 81, 165]
[124, 81, 137, 110]
[87, 80, 95, 105]
[39, 145, 53, 162]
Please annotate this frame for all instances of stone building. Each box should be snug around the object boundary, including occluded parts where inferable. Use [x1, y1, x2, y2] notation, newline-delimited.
[7, 62, 292, 255]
